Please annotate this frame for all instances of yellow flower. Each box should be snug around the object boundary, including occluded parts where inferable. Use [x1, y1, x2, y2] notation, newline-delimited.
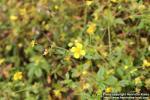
[18, 43, 23, 48]
[53, 90, 61, 97]
[13, 71, 23, 81]
[44, 24, 49, 30]
[105, 87, 112, 93]
[54, 5, 58, 10]
[86, 1, 93, 6]
[83, 83, 90, 90]
[102, 52, 108, 57]
[143, 59, 150, 68]
[138, 4, 146, 10]
[111, 0, 118, 3]
[70, 42, 86, 59]
[124, 65, 128, 70]
[86, 23, 96, 35]
[10, 15, 18, 21]
[82, 70, 87, 75]
[135, 77, 142, 85]
[19, 8, 26, 15]
[31, 40, 37, 47]
[0, 58, 5, 65]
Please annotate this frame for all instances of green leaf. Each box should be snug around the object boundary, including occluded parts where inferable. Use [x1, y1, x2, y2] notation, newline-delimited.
[56, 49, 67, 55]
[98, 83, 105, 90]
[85, 49, 100, 60]
[115, 18, 125, 25]
[119, 80, 129, 87]
[116, 68, 124, 77]
[105, 76, 118, 86]
[97, 67, 106, 80]
[35, 68, 42, 78]
[34, 45, 44, 52]
[27, 63, 36, 78]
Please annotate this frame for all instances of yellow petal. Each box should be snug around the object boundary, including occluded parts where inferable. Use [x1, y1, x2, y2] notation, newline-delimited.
[70, 47, 76, 52]
[75, 43, 83, 49]
[54, 5, 59, 10]
[111, 0, 117, 3]
[83, 83, 90, 89]
[74, 53, 80, 59]
[74, 40, 79, 43]
[86, 23, 96, 34]
[31, 40, 36, 47]
[10, 15, 18, 21]
[82, 70, 87, 75]
[19, 8, 26, 15]
[54, 90, 61, 97]
[138, 4, 146, 10]
[124, 65, 128, 70]
[13, 72, 23, 81]
[81, 50, 86, 56]
[19, 75, 23, 80]
[143, 59, 147, 64]
[86, 1, 93, 6]
[68, 42, 73, 47]
[0, 58, 5, 64]
[105, 87, 112, 93]
[147, 63, 150, 67]
[18, 72, 22, 75]
[13, 76, 17, 81]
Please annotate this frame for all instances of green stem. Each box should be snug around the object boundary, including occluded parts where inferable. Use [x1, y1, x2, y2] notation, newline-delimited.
[89, 34, 92, 44]
[108, 26, 111, 54]
[55, 46, 68, 51]
[84, 4, 88, 26]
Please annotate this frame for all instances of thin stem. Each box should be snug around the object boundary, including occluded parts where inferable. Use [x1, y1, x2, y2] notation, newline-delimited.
[108, 26, 111, 54]
[84, 4, 88, 26]
[89, 34, 92, 44]
[54, 46, 68, 51]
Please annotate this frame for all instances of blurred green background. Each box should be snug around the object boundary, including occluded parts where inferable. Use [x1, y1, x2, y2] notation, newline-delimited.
[0, 0, 149, 99]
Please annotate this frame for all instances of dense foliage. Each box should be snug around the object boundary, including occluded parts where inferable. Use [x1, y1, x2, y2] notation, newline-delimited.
[0, 0, 150, 99]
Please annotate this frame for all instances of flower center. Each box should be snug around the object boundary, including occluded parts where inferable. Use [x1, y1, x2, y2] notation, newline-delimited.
[75, 47, 81, 54]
